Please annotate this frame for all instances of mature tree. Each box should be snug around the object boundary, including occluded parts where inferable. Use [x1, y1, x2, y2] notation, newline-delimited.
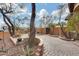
[58, 4, 69, 38]
[28, 3, 36, 48]
[65, 3, 79, 39]
[67, 12, 79, 39]
[0, 3, 29, 36]
[0, 3, 15, 36]
[39, 9, 52, 34]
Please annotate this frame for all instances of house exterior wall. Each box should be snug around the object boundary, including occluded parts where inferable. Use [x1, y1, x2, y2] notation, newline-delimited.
[36, 28, 46, 34]
[0, 32, 9, 39]
[36, 27, 67, 36]
[49, 27, 67, 36]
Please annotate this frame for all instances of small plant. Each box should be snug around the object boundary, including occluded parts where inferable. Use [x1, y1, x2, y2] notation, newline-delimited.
[25, 38, 40, 56]
[26, 45, 35, 56]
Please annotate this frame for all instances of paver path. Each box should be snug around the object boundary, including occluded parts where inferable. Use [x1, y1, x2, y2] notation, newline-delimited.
[1, 33, 79, 56]
[37, 35, 79, 56]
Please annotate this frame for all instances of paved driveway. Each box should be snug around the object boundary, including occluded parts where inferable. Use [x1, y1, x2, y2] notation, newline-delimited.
[37, 35, 79, 56]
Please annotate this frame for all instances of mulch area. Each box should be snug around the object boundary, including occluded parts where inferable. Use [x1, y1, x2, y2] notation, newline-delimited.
[0, 32, 26, 56]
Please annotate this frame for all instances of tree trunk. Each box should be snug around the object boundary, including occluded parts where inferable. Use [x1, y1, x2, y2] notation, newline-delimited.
[59, 10, 69, 38]
[60, 24, 70, 38]
[59, 15, 69, 38]
[28, 3, 36, 48]
[3, 15, 12, 36]
[0, 9, 15, 36]
[68, 3, 75, 13]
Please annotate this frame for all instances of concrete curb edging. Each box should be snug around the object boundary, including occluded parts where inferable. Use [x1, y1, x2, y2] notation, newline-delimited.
[35, 37, 43, 56]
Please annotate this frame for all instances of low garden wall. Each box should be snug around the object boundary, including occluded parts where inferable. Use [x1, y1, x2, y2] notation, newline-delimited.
[10, 34, 44, 56]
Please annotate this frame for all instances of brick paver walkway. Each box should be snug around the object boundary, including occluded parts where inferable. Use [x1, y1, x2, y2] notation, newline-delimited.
[38, 35, 79, 56]
[1, 33, 79, 56]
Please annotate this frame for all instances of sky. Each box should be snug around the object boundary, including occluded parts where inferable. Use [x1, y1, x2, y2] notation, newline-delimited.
[36, 3, 59, 14]
[0, 3, 69, 29]
[26, 3, 60, 15]
[23, 3, 62, 28]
